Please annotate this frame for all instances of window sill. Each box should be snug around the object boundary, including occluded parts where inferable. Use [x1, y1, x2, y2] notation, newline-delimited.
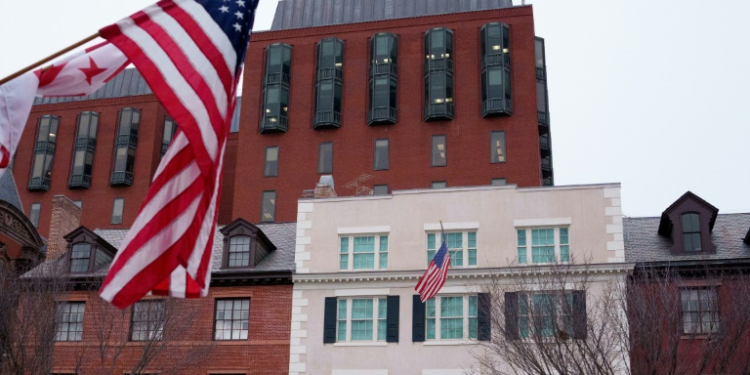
[423, 340, 478, 346]
[333, 342, 388, 347]
[681, 334, 716, 340]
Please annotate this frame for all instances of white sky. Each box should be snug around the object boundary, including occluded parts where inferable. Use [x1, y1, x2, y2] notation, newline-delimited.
[1, 0, 748, 217]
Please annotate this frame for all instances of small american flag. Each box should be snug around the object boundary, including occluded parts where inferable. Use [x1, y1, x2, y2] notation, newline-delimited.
[415, 240, 451, 303]
[99, 0, 259, 308]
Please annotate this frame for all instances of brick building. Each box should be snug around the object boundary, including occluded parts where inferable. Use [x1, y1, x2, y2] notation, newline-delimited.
[0, 166, 45, 273]
[15, 0, 554, 231]
[624, 192, 750, 374]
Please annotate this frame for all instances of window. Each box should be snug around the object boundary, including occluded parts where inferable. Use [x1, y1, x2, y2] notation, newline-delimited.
[424, 28, 454, 121]
[314, 38, 344, 129]
[427, 232, 476, 267]
[480, 22, 512, 117]
[374, 139, 389, 170]
[372, 184, 389, 195]
[535, 37, 550, 128]
[490, 131, 506, 163]
[111, 198, 124, 225]
[515, 292, 581, 339]
[214, 298, 250, 340]
[337, 298, 388, 342]
[29, 203, 41, 228]
[339, 235, 388, 270]
[111, 108, 140, 186]
[426, 295, 477, 340]
[131, 300, 165, 341]
[319, 142, 333, 174]
[69, 111, 98, 188]
[70, 243, 91, 273]
[227, 236, 251, 267]
[431, 181, 446, 189]
[681, 288, 719, 334]
[55, 302, 85, 341]
[161, 116, 177, 157]
[29, 115, 59, 191]
[230, 98, 242, 133]
[431, 135, 447, 166]
[682, 213, 702, 252]
[368, 33, 398, 125]
[260, 43, 291, 133]
[261, 191, 276, 223]
[264, 146, 279, 177]
[517, 227, 569, 264]
[491, 178, 507, 186]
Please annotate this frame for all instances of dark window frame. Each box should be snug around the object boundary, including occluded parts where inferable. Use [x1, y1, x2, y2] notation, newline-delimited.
[29, 202, 41, 228]
[368, 33, 398, 125]
[69, 111, 99, 189]
[261, 191, 276, 223]
[111, 107, 140, 186]
[161, 116, 178, 157]
[219, 218, 277, 270]
[111, 197, 125, 225]
[490, 131, 506, 164]
[314, 38, 344, 129]
[29, 115, 59, 191]
[680, 287, 720, 335]
[373, 139, 389, 171]
[264, 146, 279, 177]
[431, 181, 447, 189]
[260, 43, 292, 133]
[491, 178, 507, 186]
[681, 212, 702, 252]
[55, 301, 85, 342]
[424, 27, 455, 121]
[129, 299, 165, 341]
[431, 134, 447, 167]
[318, 142, 333, 174]
[227, 235, 252, 268]
[213, 298, 250, 341]
[372, 184, 389, 195]
[480, 22, 513, 117]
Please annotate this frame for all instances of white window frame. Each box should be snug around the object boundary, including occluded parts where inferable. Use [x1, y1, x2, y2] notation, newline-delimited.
[336, 297, 388, 343]
[339, 234, 388, 270]
[516, 227, 569, 265]
[426, 295, 478, 341]
[426, 231, 477, 268]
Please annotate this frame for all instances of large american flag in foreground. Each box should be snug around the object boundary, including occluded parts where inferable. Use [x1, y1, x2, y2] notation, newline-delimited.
[99, 0, 259, 308]
[415, 240, 452, 303]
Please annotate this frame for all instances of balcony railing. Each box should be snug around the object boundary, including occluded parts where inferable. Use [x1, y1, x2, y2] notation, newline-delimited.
[110, 171, 134, 186]
[481, 54, 511, 69]
[161, 143, 170, 156]
[265, 72, 291, 86]
[317, 68, 343, 81]
[543, 177, 553, 186]
[425, 59, 454, 72]
[74, 138, 97, 150]
[536, 67, 546, 81]
[116, 134, 138, 147]
[368, 106, 397, 125]
[260, 115, 289, 133]
[424, 103, 454, 121]
[69, 174, 92, 189]
[314, 111, 342, 129]
[28, 177, 51, 191]
[482, 98, 512, 117]
[33, 141, 55, 153]
[539, 135, 550, 156]
[371, 63, 398, 76]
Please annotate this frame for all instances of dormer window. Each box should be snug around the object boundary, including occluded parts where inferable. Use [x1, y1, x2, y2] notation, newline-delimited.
[220, 219, 276, 269]
[682, 213, 702, 252]
[65, 227, 116, 274]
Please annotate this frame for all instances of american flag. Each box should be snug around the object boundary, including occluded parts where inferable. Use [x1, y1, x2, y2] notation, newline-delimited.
[99, 0, 259, 308]
[415, 240, 451, 303]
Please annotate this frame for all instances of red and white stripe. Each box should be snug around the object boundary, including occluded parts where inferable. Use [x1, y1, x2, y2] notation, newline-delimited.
[99, 0, 242, 308]
[415, 254, 452, 303]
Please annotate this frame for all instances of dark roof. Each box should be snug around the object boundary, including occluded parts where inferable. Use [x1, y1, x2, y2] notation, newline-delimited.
[33, 68, 152, 105]
[625, 213, 750, 263]
[658, 191, 719, 235]
[0, 167, 23, 212]
[270, 0, 514, 30]
[23, 222, 296, 279]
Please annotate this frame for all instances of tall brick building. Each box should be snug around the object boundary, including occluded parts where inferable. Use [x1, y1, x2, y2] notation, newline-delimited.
[15, 0, 553, 231]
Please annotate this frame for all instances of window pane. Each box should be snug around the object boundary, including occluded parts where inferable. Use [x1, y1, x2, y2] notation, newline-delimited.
[431, 181, 446, 189]
[431, 135, 446, 166]
[264, 146, 279, 177]
[426, 298, 436, 340]
[490, 131, 506, 163]
[440, 297, 463, 339]
[318, 143, 333, 174]
[378, 298, 387, 340]
[261, 191, 276, 222]
[351, 299, 373, 340]
[372, 184, 389, 195]
[379, 236, 388, 269]
[491, 178, 507, 186]
[214, 298, 250, 340]
[374, 139, 389, 170]
[353, 236, 375, 270]
[29, 203, 41, 228]
[337, 299, 347, 341]
[55, 302, 85, 341]
[111, 198, 124, 225]
[228, 236, 251, 267]
[531, 228, 555, 263]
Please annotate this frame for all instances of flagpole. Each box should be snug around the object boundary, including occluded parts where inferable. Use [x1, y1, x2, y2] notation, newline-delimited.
[0, 32, 101, 86]
[439, 220, 445, 243]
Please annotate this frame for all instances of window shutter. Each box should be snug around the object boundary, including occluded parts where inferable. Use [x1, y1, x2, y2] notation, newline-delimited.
[412, 295, 426, 342]
[323, 297, 337, 344]
[478, 293, 491, 341]
[504, 292, 519, 340]
[386, 295, 399, 342]
[572, 290, 587, 340]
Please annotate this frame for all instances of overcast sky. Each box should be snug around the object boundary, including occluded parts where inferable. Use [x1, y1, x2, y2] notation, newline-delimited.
[1, 0, 748, 217]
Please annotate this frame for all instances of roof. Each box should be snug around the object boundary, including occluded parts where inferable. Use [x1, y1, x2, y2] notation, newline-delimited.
[625, 213, 750, 263]
[270, 0, 514, 30]
[0, 167, 23, 213]
[23, 222, 297, 279]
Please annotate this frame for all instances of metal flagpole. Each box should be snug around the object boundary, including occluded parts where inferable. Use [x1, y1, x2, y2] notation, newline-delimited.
[439, 220, 445, 244]
[0, 32, 101, 86]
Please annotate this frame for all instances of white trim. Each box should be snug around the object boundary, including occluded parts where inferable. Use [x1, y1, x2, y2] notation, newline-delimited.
[514, 218, 572, 227]
[424, 222, 480, 231]
[332, 370, 387, 375]
[332, 342, 389, 347]
[422, 341, 479, 346]
[336, 288, 391, 297]
[437, 286, 471, 294]
[338, 226, 391, 235]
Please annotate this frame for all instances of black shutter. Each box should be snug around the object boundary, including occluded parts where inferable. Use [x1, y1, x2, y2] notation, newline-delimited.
[412, 295, 426, 342]
[478, 293, 491, 341]
[386, 295, 400, 343]
[323, 297, 337, 344]
[572, 290, 587, 340]
[504, 292, 519, 340]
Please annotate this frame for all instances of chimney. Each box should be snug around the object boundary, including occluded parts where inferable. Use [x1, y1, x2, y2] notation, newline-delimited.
[313, 175, 337, 199]
[46, 195, 82, 262]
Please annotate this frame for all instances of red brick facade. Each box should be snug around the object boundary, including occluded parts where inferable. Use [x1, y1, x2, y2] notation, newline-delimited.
[233, 6, 544, 223]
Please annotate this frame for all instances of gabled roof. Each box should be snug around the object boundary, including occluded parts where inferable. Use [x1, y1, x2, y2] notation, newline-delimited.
[745, 227, 750, 245]
[658, 191, 719, 236]
[625, 213, 750, 263]
[270, 0, 514, 30]
[0, 167, 24, 213]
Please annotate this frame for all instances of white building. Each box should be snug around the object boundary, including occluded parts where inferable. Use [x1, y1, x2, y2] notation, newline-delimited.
[289, 183, 629, 375]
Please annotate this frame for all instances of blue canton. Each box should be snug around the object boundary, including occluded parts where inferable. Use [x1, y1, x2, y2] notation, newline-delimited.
[196, 0, 259, 72]
[433, 242, 449, 269]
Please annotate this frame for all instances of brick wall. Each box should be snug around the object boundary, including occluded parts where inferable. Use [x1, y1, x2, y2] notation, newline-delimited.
[46, 195, 82, 261]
